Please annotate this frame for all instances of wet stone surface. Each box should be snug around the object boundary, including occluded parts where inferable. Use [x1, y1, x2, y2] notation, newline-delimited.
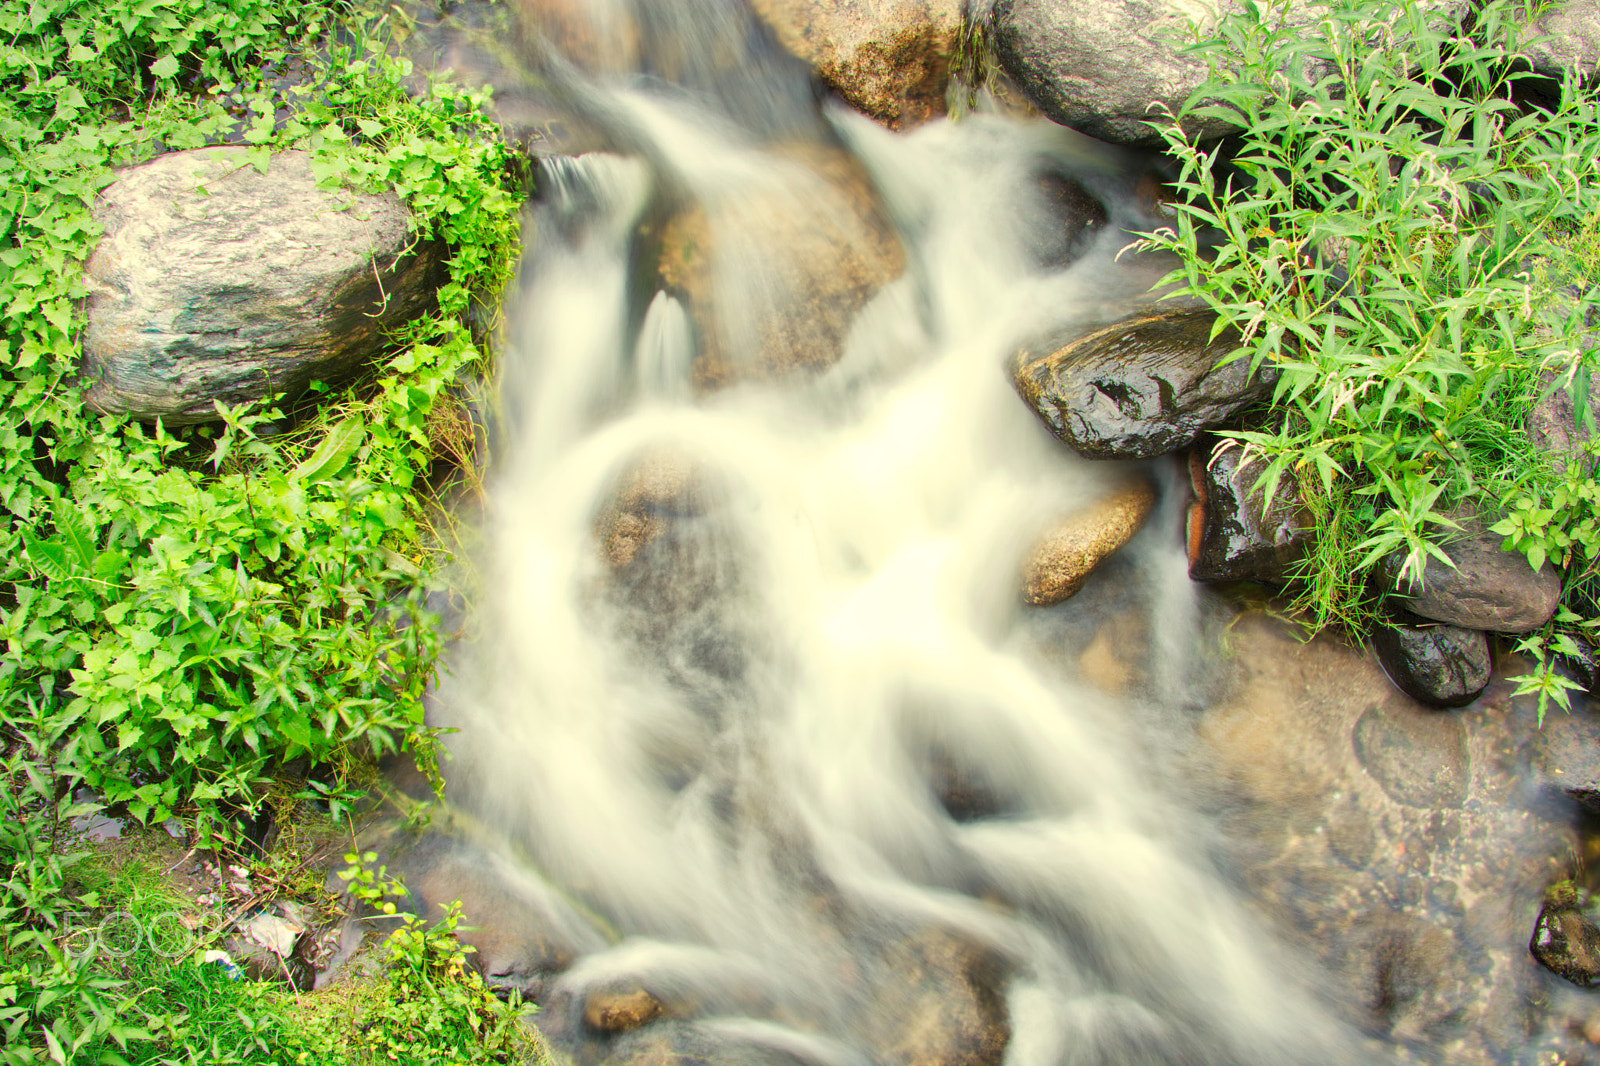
[1370, 617, 1492, 709]
[1186, 435, 1311, 584]
[1531, 884, 1600, 990]
[1011, 308, 1278, 460]
[1197, 612, 1594, 1064]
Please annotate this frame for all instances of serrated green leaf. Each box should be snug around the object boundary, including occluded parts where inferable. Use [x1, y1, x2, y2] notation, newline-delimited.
[151, 55, 179, 79]
[290, 415, 365, 483]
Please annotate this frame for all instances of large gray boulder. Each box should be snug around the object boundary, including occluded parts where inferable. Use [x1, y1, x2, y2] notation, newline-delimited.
[990, 0, 1474, 146]
[1523, 0, 1600, 90]
[82, 147, 442, 423]
[1379, 526, 1562, 634]
[991, 0, 1245, 146]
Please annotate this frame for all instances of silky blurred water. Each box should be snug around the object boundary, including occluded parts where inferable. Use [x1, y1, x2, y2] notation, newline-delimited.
[420, 3, 1393, 1063]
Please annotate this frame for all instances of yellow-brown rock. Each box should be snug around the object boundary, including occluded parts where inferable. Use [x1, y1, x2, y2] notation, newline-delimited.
[1021, 478, 1157, 606]
[584, 984, 666, 1033]
[594, 449, 704, 570]
[859, 926, 1010, 1066]
[749, 0, 964, 129]
[655, 143, 904, 392]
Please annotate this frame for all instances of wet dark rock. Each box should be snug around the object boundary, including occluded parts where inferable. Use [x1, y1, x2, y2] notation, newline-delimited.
[1026, 171, 1109, 268]
[82, 148, 442, 423]
[1186, 435, 1312, 583]
[585, 984, 666, 1034]
[1379, 526, 1562, 634]
[1532, 883, 1600, 989]
[750, 0, 963, 129]
[1352, 700, 1470, 809]
[654, 144, 904, 392]
[1020, 476, 1157, 605]
[1011, 308, 1276, 460]
[1370, 617, 1491, 709]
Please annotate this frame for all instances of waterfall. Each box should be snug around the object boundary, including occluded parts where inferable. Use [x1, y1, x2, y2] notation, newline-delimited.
[419, 3, 1387, 1063]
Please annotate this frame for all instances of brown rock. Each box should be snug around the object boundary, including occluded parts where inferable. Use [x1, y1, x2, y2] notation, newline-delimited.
[511, 0, 640, 74]
[1021, 477, 1157, 605]
[861, 927, 1009, 1066]
[594, 450, 705, 570]
[584, 984, 666, 1033]
[749, 0, 964, 129]
[655, 144, 904, 392]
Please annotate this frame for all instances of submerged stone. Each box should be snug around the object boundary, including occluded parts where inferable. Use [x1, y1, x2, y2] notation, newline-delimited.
[1352, 700, 1470, 809]
[1532, 885, 1600, 989]
[1021, 476, 1157, 605]
[1371, 617, 1491, 709]
[857, 927, 1010, 1066]
[654, 144, 904, 392]
[1187, 436, 1312, 583]
[585, 984, 667, 1034]
[1011, 308, 1276, 460]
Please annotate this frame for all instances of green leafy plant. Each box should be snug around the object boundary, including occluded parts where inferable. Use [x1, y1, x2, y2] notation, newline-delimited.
[0, 0, 527, 1059]
[336, 851, 539, 1064]
[1134, 0, 1600, 691]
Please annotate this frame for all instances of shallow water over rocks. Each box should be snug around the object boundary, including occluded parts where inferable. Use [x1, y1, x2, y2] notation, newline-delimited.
[364, 3, 1600, 1064]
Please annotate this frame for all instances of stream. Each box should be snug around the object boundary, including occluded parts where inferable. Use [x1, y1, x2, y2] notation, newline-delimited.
[380, 3, 1600, 1063]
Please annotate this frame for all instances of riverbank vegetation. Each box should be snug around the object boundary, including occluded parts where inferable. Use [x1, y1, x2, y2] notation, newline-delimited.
[1137, 0, 1600, 714]
[0, 0, 529, 1060]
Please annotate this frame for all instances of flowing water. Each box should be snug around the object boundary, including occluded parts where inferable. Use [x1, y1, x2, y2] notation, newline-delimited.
[397, 3, 1591, 1063]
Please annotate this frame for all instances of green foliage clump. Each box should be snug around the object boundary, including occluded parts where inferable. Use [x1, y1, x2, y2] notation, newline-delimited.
[0, 0, 529, 1060]
[1, 0, 525, 832]
[1137, 0, 1600, 708]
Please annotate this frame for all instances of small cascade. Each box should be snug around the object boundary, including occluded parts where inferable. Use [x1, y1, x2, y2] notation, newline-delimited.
[381, 2, 1588, 1064]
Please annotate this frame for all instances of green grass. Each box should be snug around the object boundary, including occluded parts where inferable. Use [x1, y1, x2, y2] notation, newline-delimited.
[1135, 0, 1600, 712]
